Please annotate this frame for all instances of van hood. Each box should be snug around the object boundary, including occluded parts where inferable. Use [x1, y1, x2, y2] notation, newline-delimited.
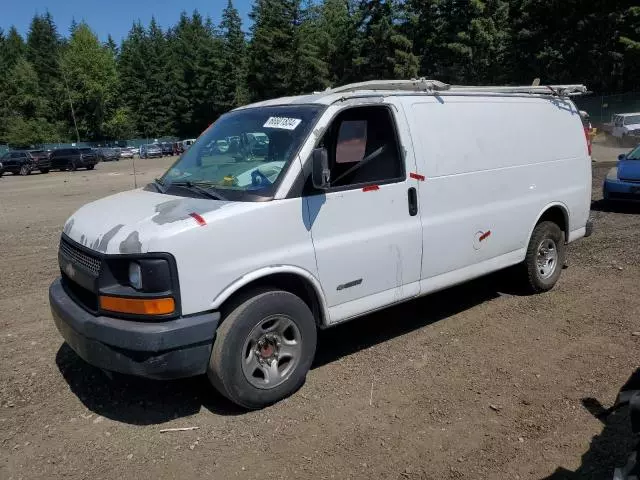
[62, 189, 237, 255]
[618, 160, 640, 181]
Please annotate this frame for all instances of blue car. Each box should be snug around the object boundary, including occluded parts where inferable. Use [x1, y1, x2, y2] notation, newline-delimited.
[603, 144, 640, 201]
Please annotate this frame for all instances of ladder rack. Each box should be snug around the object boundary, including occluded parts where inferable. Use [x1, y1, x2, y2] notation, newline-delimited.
[323, 79, 588, 97]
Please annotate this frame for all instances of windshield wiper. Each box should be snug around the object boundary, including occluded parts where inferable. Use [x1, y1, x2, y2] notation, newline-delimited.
[152, 178, 166, 193]
[169, 181, 227, 201]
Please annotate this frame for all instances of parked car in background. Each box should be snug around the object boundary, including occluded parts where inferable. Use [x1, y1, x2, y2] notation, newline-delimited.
[95, 147, 120, 162]
[140, 143, 163, 159]
[160, 142, 174, 156]
[28, 150, 52, 173]
[181, 139, 196, 151]
[0, 150, 51, 175]
[172, 142, 184, 156]
[603, 143, 640, 202]
[50, 147, 97, 171]
[609, 113, 640, 145]
[119, 147, 135, 159]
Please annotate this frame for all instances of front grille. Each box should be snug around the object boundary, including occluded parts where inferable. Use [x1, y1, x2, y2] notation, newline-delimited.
[59, 238, 102, 276]
[620, 178, 640, 184]
[61, 274, 99, 313]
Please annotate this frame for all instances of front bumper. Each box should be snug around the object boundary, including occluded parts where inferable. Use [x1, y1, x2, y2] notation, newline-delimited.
[37, 159, 51, 169]
[50, 278, 220, 379]
[604, 179, 640, 201]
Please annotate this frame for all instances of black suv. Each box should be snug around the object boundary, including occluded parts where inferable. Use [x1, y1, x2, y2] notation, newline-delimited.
[0, 150, 51, 176]
[50, 148, 97, 171]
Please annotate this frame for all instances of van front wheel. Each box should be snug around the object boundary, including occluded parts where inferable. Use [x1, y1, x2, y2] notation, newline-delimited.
[524, 221, 566, 293]
[207, 289, 317, 409]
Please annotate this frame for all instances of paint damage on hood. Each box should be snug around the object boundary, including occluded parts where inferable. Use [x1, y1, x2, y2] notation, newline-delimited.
[62, 189, 232, 255]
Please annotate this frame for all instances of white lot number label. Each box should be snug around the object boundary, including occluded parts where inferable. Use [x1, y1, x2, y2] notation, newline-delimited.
[263, 117, 302, 130]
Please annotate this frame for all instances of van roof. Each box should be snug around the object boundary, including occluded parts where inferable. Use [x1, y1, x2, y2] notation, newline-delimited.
[615, 112, 640, 117]
[234, 79, 588, 111]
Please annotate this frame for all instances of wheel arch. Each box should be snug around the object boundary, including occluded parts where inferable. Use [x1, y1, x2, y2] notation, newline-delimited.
[528, 202, 570, 243]
[211, 266, 330, 328]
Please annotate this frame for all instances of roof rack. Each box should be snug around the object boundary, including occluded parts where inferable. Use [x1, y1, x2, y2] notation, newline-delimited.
[323, 78, 588, 97]
[324, 78, 450, 94]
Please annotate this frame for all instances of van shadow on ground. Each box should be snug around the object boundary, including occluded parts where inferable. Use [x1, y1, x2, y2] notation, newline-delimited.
[542, 368, 640, 480]
[56, 268, 524, 425]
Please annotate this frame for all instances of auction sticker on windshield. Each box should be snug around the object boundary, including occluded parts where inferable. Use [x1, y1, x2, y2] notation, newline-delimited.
[263, 117, 302, 130]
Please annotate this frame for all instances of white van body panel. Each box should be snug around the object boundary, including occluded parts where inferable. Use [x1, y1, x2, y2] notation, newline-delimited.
[60, 89, 591, 326]
[402, 95, 590, 286]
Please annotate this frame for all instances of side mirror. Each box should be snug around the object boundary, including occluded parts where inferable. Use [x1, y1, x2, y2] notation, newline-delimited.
[311, 147, 330, 189]
[618, 153, 627, 161]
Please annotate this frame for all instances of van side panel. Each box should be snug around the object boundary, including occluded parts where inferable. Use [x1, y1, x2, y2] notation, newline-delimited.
[404, 95, 590, 283]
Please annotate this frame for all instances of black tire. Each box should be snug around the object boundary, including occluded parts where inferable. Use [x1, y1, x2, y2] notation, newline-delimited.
[87, 165, 95, 170]
[207, 289, 317, 410]
[19, 165, 31, 176]
[40, 168, 50, 174]
[60, 167, 67, 171]
[524, 221, 566, 293]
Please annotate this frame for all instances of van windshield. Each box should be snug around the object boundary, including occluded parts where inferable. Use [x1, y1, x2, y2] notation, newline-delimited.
[160, 105, 323, 200]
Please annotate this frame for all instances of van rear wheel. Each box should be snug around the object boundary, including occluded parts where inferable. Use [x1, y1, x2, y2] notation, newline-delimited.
[207, 289, 317, 410]
[524, 221, 566, 293]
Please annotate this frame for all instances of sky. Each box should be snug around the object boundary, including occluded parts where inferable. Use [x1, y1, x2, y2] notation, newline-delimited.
[2, 0, 254, 42]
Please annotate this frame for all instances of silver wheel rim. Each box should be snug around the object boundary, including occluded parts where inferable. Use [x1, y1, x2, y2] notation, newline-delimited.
[536, 238, 558, 280]
[241, 315, 302, 390]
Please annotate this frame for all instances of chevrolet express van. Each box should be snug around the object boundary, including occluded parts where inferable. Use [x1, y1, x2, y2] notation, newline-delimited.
[50, 80, 593, 409]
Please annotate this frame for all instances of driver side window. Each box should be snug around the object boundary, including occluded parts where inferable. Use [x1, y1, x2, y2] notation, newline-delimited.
[319, 106, 404, 189]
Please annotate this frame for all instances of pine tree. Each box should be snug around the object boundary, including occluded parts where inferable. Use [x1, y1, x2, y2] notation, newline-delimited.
[60, 23, 118, 140]
[289, 0, 330, 93]
[219, 0, 249, 110]
[167, 11, 224, 136]
[105, 34, 118, 58]
[145, 18, 174, 136]
[118, 22, 148, 137]
[3, 26, 27, 69]
[317, 0, 358, 86]
[2, 58, 61, 146]
[26, 12, 63, 122]
[619, 6, 640, 91]
[247, 0, 297, 101]
[354, 0, 418, 80]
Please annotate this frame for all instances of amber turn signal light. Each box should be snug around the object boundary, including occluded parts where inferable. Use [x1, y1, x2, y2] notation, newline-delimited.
[99, 296, 175, 315]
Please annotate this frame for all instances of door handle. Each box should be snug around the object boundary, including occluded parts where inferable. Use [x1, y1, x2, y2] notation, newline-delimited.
[408, 187, 418, 216]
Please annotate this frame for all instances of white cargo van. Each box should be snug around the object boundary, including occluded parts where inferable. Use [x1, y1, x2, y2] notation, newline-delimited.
[50, 80, 593, 409]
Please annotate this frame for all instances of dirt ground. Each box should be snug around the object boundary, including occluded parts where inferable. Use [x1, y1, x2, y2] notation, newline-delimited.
[1, 153, 640, 480]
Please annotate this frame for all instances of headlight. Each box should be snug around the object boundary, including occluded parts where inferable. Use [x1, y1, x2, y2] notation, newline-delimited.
[128, 262, 142, 290]
[606, 167, 618, 181]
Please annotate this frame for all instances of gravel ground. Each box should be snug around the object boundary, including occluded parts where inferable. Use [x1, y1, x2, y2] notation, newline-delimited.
[1, 155, 639, 480]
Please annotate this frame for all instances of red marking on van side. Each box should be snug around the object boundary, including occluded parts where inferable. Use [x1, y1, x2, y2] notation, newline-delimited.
[479, 230, 491, 241]
[189, 212, 206, 226]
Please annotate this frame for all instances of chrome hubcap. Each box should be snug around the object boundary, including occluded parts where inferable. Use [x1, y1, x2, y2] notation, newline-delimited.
[537, 238, 558, 279]
[241, 315, 302, 389]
